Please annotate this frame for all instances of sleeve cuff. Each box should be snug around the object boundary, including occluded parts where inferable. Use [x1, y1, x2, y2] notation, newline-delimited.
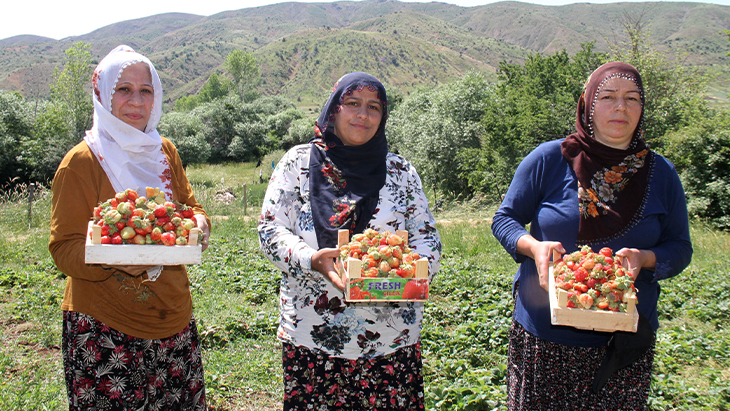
[300, 247, 316, 273]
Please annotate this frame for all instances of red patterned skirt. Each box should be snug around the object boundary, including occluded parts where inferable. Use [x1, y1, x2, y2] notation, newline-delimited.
[62, 311, 206, 411]
[508, 320, 654, 411]
[282, 342, 424, 410]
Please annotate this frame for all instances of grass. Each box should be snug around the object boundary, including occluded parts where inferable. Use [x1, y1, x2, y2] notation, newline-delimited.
[0, 162, 728, 410]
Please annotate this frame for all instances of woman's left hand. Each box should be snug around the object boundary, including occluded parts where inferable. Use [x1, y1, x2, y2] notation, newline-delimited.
[311, 248, 344, 291]
[616, 248, 656, 280]
[193, 214, 211, 251]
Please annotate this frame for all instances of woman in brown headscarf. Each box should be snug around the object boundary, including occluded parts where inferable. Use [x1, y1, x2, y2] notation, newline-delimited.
[492, 62, 692, 409]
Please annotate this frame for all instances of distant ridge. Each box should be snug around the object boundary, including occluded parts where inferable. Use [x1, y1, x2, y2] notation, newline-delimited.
[1, 0, 728, 105]
[0, 35, 55, 47]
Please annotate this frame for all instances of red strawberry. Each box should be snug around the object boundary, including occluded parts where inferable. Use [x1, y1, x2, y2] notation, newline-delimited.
[161, 232, 176, 246]
[574, 267, 589, 283]
[125, 189, 139, 202]
[153, 205, 168, 218]
[150, 227, 162, 243]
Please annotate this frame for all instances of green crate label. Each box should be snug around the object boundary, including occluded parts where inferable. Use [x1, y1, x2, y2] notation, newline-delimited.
[348, 278, 429, 301]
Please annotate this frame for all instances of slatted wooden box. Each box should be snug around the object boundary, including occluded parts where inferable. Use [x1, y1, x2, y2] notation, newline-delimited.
[339, 229, 429, 302]
[84, 221, 203, 265]
[548, 251, 639, 333]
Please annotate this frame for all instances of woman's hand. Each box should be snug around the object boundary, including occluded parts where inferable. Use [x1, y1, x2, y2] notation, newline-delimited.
[194, 214, 211, 251]
[517, 235, 565, 292]
[311, 248, 344, 291]
[616, 248, 656, 280]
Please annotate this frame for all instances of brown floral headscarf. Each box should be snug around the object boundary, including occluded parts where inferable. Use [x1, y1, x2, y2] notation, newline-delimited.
[561, 62, 655, 246]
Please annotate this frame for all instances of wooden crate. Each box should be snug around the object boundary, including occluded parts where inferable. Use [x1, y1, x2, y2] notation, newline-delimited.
[85, 221, 203, 265]
[548, 251, 639, 333]
[339, 229, 429, 302]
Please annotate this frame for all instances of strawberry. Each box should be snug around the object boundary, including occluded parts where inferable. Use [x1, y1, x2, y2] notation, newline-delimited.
[153, 205, 168, 218]
[161, 232, 176, 246]
[125, 189, 139, 201]
[120, 227, 136, 241]
[115, 191, 127, 203]
[574, 267, 589, 283]
[578, 293, 594, 309]
[181, 207, 194, 219]
[150, 227, 163, 243]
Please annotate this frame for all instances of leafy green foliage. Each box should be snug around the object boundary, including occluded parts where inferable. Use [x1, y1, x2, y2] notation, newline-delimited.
[458, 44, 605, 199]
[387, 71, 491, 196]
[661, 112, 730, 230]
[225, 49, 261, 102]
[158, 112, 211, 167]
[49, 42, 93, 140]
[609, 28, 709, 150]
[0, 91, 34, 184]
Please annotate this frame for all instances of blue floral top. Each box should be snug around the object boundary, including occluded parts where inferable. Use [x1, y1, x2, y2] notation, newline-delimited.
[258, 144, 442, 359]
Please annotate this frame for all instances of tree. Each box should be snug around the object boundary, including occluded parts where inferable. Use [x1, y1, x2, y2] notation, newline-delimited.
[387, 71, 491, 196]
[608, 14, 708, 150]
[157, 113, 211, 168]
[0, 91, 34, 183]
[281, 117, 315, 150]
[662, 111, 730, 230]
[50, 42, 93, 139]
[460, 44, 605, 198]
[224, 50, 261, 102]
[173, 73, 234, 112]
[27, 101, 76, 181]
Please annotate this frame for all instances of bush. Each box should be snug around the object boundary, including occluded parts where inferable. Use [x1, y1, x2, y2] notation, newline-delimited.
[387, 71, 491, 196]
[662, 111, 730, 231]
[158, 112, 211, 167]
[0, 91, 35, 184]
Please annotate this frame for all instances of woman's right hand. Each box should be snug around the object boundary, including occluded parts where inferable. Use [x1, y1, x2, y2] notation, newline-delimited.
[311, 248, 345, 291]
[517, 235, 565, 292]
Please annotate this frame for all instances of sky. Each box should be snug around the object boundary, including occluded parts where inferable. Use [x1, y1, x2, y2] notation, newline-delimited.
[3, 0, 730, 41]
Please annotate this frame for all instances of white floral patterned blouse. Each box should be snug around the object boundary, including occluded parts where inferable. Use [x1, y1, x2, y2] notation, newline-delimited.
[258, 144, 442, 360]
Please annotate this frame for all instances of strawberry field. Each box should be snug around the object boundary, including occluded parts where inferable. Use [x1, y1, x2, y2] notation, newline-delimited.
[0, 161, 729, 410]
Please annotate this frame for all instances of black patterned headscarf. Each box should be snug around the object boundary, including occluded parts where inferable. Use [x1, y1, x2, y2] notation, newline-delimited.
[309, 72, 389, 248]
[561, 62, 654, 246]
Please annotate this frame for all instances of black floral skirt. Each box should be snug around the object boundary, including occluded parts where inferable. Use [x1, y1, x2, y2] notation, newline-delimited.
[282, 342, 424, 410]
[508, 319, 654, 411]
[62, 311, 206, 411]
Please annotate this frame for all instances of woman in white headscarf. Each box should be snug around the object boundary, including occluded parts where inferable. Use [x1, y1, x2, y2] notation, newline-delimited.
[49, 45, 209, 410]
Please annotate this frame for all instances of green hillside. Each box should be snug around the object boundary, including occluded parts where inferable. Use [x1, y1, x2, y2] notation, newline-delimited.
[0, 0, 728, 105]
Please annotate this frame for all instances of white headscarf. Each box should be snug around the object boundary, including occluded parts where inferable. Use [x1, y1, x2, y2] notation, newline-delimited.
[84, 45, 172, 201]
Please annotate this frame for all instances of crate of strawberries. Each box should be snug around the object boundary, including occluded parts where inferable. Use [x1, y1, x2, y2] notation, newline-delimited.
[549, 245, 639, 333]
[338, 229, 429, 302]
[85, 187, 203, 265]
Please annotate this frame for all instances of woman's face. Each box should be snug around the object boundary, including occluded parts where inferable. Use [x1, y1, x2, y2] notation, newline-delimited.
[591, 77, 642, 150]
[110, 63, 154, 131]
[333, 88, 383, 146]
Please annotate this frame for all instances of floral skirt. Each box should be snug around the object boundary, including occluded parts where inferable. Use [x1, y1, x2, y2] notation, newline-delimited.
[62, 311, 206, 411]
[508, 320, 654, 411]
[282, 342, 424, 411]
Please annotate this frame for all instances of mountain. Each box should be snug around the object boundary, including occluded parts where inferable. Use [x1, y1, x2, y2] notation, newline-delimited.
[1, 0, 728, 106]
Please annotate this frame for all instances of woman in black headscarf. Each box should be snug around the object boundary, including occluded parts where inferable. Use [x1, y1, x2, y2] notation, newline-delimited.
[492, 62, 692, 409]
[259, 72, 441, 410]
